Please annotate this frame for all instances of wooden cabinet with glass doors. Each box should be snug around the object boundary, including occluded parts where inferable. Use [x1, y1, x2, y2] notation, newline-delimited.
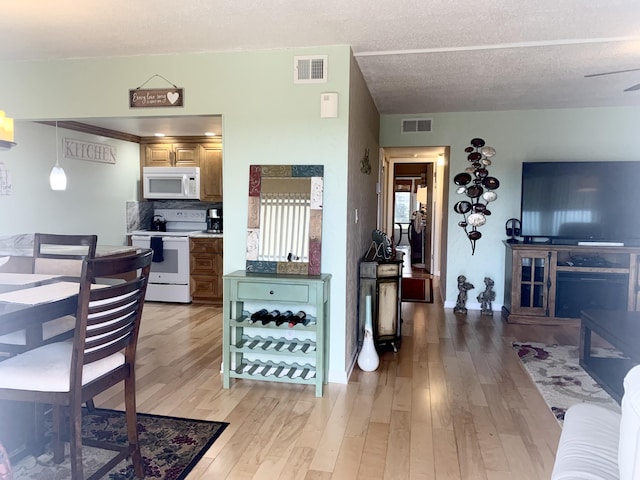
[503, 245, 557, 324]
[503, 242, 640, 325]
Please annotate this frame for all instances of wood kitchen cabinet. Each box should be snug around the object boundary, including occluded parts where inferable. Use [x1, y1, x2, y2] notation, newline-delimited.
[141, 142, 200, 167]
[189, 236, 223, 305]
[199, 143, 223, 202]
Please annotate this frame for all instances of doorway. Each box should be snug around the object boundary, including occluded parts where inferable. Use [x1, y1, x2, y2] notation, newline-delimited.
[380, 146, 449, 279]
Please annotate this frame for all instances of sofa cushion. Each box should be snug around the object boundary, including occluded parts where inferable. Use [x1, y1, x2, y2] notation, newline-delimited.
[551, 402, 621, 480]
[619, 365, 640, 480]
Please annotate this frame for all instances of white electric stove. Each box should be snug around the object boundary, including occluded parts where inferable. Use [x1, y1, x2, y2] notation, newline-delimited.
[131, 209, 207, 303]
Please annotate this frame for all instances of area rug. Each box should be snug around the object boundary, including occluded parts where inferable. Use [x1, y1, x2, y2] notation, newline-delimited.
[512, 342, 621, 423]
[12, 408, 228, 480]
[401, 277, 433, 303]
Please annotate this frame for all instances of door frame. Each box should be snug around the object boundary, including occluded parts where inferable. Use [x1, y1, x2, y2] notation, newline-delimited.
[378, 147, 449, 278]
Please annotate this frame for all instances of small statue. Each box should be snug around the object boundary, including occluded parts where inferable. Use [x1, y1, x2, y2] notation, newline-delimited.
[454, 275, 474, 314]
[477, 277, 496, 316]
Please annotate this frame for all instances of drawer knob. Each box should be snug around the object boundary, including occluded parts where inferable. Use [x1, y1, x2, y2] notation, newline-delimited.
[269, 290, 274, 295]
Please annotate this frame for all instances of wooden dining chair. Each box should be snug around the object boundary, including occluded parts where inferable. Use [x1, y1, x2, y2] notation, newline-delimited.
[0, 248, 152, 480]
[0, 233, 98, 356]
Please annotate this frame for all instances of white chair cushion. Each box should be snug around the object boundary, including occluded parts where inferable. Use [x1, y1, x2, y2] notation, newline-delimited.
[0, 315, 76, 346]
[551, 402, 621, 480]
[619, 365, 640, 480]
[0, 342, 124, 392]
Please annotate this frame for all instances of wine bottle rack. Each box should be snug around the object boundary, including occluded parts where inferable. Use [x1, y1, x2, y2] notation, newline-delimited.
[234, 333, 317, 354]
[223, 271, 331, 397]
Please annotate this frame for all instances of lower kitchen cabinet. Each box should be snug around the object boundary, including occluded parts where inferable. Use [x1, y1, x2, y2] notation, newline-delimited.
[222, 270, 331, 397]
[189, 237, 223, 305]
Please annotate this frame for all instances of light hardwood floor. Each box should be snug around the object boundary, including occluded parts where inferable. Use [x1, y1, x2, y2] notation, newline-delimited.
[94, 282, 576, 479]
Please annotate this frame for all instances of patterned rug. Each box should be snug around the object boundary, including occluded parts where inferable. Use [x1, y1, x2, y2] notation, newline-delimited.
[11, 408, 228, 480]
[401, 277, 433, 303]
[512, 342, 621, 422]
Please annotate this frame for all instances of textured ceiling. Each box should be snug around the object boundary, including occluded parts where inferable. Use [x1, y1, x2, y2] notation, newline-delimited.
[1, 0, 639, 123]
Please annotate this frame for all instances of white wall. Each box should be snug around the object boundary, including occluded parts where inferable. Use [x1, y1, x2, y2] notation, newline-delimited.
[0, 122, 139, 245]
[380, 107, 640, 308]
[0, 47, 354, 382]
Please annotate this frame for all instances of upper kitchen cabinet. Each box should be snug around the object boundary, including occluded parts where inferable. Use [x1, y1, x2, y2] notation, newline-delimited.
[200, 143, 223, 202]
[141, 142, 200, 167]
[140, 137, 223, 201]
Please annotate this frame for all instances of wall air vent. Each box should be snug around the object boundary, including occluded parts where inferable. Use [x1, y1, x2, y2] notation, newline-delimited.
[402, 118, 432, 133]
[294, 55, 328, 84]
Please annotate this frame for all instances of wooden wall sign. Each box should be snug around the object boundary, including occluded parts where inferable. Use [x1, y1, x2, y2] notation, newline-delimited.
[63, 138, 116, 164]
[129, 88, 184, 108]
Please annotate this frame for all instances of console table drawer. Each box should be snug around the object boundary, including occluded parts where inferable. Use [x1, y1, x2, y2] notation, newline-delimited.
[236, 281, 309, 303]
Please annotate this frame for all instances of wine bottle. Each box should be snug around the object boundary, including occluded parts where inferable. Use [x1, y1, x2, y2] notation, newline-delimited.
[249, 308, 268, 324]
[261, 309, 280, 325]
[275, 310, 293, 326]
[288, 310, 307, 327]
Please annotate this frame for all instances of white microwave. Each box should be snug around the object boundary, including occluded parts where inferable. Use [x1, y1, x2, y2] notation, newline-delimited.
[142, 166, 201, 200]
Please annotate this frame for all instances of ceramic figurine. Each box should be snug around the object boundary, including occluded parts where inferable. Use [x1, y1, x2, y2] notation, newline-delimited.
[477, 277, 496, 316]
[453, 275, 474, 314]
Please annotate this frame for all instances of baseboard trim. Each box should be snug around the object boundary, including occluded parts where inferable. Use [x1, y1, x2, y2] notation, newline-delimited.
[443, 300, 503, 312]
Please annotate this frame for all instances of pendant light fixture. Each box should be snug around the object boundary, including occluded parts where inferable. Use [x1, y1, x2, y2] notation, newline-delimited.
[49, 121, 67, 191]
[0, 111, 16, 150]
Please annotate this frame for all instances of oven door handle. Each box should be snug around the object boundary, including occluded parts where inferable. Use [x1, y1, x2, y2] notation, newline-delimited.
[131, 235, 189, 242]
[158, 236, 189, 242]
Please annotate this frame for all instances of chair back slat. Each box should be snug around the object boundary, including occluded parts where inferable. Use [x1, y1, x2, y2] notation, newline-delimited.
[70, 249, 152, 388]
[85, 313, 136, 349]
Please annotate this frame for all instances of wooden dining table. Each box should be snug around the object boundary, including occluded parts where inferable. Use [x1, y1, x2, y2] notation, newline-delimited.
[0, 273, 80, 350]
[0, 272, 82, 459]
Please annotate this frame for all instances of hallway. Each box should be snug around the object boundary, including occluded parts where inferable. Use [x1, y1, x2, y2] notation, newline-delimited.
[398, 245, 435, 304]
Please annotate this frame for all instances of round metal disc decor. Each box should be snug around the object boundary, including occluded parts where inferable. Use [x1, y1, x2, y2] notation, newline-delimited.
[451, 137, 501, 255]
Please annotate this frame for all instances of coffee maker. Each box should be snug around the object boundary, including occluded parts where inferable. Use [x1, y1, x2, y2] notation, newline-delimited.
[206, 208, 223, 233]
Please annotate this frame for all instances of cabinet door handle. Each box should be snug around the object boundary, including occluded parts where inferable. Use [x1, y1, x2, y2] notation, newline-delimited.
[269, 290, 274, 295]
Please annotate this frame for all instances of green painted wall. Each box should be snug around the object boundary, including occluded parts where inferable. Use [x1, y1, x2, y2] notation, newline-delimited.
[381, 107, 640, 308]
[0, 47, 353, 382]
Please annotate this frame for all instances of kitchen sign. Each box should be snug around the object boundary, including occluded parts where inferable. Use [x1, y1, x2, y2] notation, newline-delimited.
[129, 88, 184, 108]
[63, 138, 116, 164]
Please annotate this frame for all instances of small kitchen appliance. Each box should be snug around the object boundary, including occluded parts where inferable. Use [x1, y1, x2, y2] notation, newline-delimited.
[142, 166, 201, 200]
[206, 208, 223, 233]
[150, 214, 167, 231]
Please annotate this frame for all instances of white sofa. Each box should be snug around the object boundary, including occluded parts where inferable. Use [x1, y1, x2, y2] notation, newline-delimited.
[552, 364, 640, 480]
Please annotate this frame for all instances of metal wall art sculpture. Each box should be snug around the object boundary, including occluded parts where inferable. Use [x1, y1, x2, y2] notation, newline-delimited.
[453, 138, 500, 254]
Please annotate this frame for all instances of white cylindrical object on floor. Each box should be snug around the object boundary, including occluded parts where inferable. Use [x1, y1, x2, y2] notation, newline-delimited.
[358, 295, 379, 372]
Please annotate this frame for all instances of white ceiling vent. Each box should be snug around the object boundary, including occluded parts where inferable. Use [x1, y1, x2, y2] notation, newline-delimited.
[402, 118, 432, 133]
[294, 55, 328, 84]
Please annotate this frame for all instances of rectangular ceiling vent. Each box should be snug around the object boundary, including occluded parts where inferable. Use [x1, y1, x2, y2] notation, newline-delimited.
[402, 118, 432, 133]
[294, 55, 328, 84]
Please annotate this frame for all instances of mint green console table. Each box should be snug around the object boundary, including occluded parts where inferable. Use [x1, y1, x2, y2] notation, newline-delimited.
[222, 270, 331, 397]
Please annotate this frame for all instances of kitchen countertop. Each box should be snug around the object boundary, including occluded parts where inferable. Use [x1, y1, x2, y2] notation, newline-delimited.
[189, 232, 223, 239]
[0, 234, 138, 257]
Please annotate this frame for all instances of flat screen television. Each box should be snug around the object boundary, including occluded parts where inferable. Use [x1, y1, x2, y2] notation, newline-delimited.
[520, 161, 640, 245]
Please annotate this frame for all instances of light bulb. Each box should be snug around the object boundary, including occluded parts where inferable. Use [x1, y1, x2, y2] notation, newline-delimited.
[50, 163, 67, 190]
[50, 121, 67, 190]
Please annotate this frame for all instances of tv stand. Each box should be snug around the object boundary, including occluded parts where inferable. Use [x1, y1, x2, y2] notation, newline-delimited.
[502, 242, 640, 325]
